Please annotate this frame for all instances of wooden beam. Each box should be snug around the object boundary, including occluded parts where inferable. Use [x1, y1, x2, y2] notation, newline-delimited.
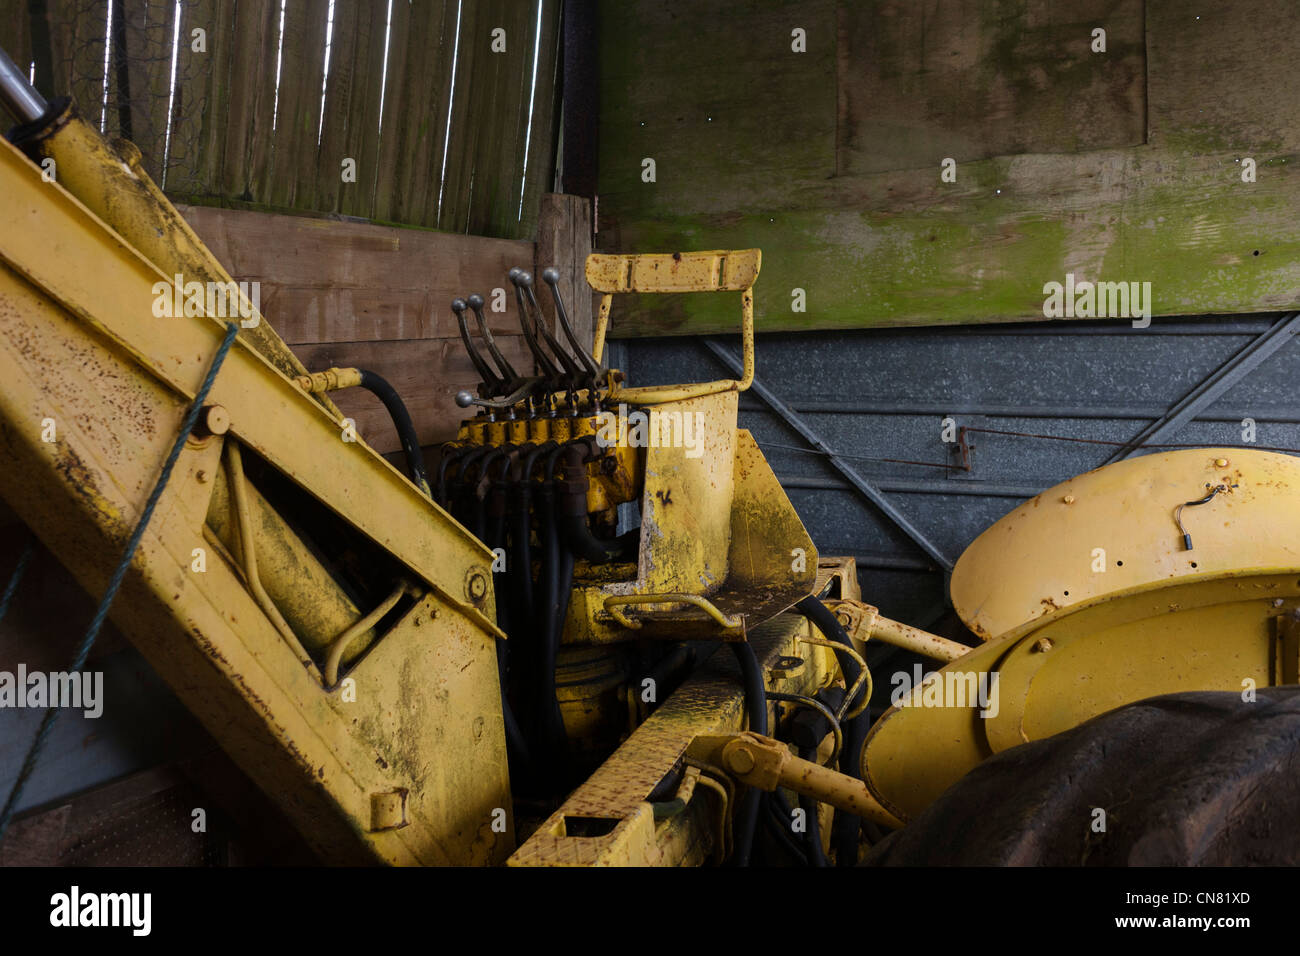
[179, 203, 535, 451]
[179, 203, 533, 344]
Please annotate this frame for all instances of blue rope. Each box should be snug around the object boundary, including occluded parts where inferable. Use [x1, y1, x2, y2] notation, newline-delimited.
[0, 539, 35, 625]
[0, 322, 239, 841]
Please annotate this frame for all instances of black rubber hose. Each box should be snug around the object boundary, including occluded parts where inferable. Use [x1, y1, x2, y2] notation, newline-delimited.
[551, 542, 575, 779]
[730, 640, 767, 866]
[557, 443, 624, 562]
[484, 451, 512, 552]
[535, 446, 570, 785]
[795, 595, 869, 867]
[507, 448, 537, 630]
[448, 446, 492, 528]
[762, 792, 811, 865]
[436, 445, 470, 506]
[356, 369, 430, 495]
[508, 442, 553, 713]
[469, 447, 510, 542]
[501, 690, 532, 769]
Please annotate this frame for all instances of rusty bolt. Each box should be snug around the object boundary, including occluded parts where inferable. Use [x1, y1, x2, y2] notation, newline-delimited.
[1062, 494, 1075, 504]
[466, 570, 489, 603]
[200, 404, 230, 436]
[1033, 637, 1054, 653]
[724, 744, 757, 776]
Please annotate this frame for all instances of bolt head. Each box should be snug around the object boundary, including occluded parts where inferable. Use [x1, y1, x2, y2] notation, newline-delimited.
[1063, 494, 1075, 504]
[201, 404, 230, 436]
[1034, 637, 1054, 653]
[725, 746, 756, 775]
[1215, 458, 1229, 468]
[467, 570, 489, 601]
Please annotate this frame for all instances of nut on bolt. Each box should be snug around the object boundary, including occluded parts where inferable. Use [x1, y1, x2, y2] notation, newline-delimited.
[1033, 637, 1054, 653]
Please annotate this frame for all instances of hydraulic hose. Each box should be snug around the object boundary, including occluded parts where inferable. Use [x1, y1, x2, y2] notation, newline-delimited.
[795, 595, 869, 867]
[730, 640, 767, 866]
[436, 445, 469, 506]
[451, 446, 493, 539]
[446, 447, 492, 528]
[763, 791, 811, 864]
[557, 443, 625, 563]
[481, 448, 513, 548]
[355, 369, 430, 496]
[507, 442, 554, 719]
[535, 446, 571, 786]
[516, 442, 555, 606]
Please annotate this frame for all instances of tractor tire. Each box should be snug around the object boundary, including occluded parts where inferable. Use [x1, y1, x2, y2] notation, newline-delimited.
[864, 687, 1300, 865]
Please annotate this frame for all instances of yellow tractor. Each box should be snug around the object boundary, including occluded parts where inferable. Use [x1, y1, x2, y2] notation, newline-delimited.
[1, 47, 1295, 867]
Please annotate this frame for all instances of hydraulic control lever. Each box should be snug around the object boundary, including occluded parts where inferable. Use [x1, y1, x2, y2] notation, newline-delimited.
[455, 380, 546, 414]
[452, 297, 505, 398]
[540, 266, 601, 393]
[511, 268, 583, 394]
[508, 268, 561, 388]
[467, 293, 523, 391]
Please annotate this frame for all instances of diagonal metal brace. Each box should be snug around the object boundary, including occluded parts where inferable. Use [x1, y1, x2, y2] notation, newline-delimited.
[702, 338, 953, 571]
[1107, 311, 1300, 462]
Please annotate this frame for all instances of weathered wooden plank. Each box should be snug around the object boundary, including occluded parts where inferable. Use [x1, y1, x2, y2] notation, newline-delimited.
[132, 0, 185, 184]
[0, 0, 33, 84]
[265, 0, 327, 208]
[461, 0, 532, 237]
[178, 202, 534, 343]
[292, 335, 535, 451]
[597, 0, 837, 232]
[388, 0, 451, 228]
[836, 0, 1145, 176]
[1146, 0, 1300, 150]
[165, 0, 221, 197]
[367, 0, 413, 222]
[239, 0, 286, 205]
[60, 0, 109, 127]
[337, 0, 388, 218]
[599, 146, 1300, 336]
[429, 0, 480, 231]
[596, 0, 1300, 336]
[514, 0, 560, 239]
[312, 0, 361, 213]
[219, 0, 274, 200]
[194, 0, 236, 196]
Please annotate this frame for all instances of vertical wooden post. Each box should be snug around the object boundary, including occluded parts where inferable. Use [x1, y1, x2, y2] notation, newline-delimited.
[534, 192, 595, 359]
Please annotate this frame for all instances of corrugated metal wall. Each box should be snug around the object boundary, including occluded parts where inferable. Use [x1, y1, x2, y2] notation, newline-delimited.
[614, 313, 1300, 633]
[1, 0, 561, 237]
